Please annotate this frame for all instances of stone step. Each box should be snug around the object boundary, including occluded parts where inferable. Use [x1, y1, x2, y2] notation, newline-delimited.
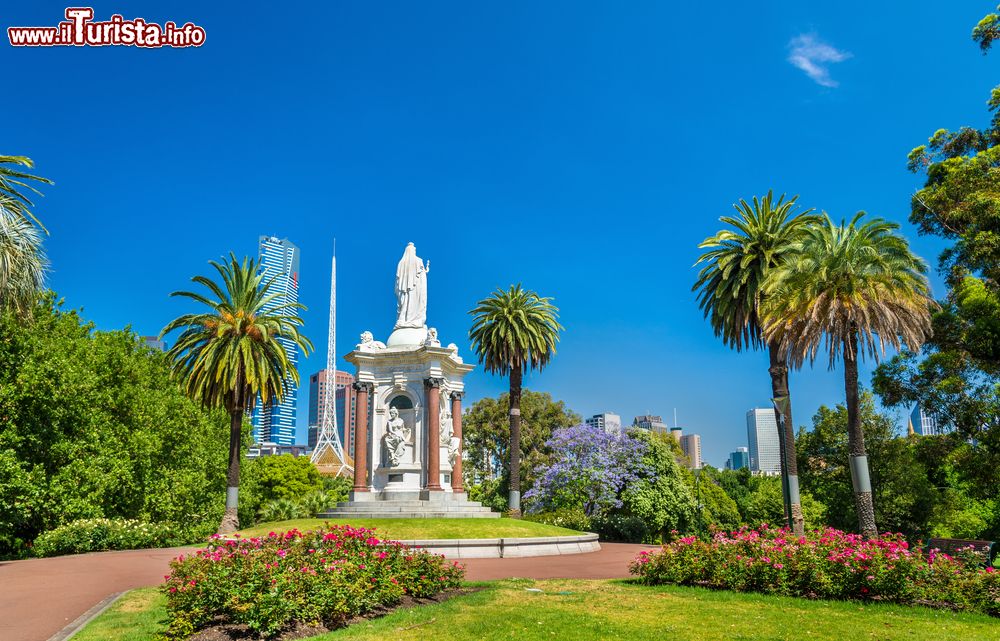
[318, 510, 501, 519]
[327, 500, 484, 509]
[326, 504, 491, 513]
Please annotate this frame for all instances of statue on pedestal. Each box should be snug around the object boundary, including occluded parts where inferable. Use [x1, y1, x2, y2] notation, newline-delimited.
[383, 407, 410, 466]
[395, 243, 429, 329]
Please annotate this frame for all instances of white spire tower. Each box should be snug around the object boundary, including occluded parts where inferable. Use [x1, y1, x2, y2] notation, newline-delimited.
[311, 242, 352, 476]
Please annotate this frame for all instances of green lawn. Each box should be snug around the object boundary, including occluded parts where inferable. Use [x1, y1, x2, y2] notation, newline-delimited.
[232, 517, 581, 540]
[76, 580, 999, 641]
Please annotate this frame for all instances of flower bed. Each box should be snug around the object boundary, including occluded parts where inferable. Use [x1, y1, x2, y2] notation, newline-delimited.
[161, 525, 464, 639]
[630, 526, 1000, 617]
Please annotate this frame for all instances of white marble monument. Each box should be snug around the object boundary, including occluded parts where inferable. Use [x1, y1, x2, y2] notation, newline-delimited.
[321, 243, 496, 518]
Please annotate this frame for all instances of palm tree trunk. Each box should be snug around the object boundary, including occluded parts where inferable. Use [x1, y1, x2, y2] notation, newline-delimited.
[508, 367, 523, 518]
[768, 343, 804, 536]
[218, 407, 243, 534]
[844, 331, 877, 539]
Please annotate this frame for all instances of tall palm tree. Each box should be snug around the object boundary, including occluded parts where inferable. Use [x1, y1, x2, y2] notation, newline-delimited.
[161, 254, 312, 533]
[0, 155, 53, 231]
[0, 199, 48, 317]
[469, 284, 562, 517]
[0, 156, 52, 318]
[762, 213, 933, 538]
[693, 191, 817, 536]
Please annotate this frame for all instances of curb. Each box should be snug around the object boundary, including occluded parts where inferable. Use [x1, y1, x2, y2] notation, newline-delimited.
[47, 591, 124, 641]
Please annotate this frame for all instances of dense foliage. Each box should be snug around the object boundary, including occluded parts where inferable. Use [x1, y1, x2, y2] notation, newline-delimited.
[462, 390, 580, 512]
[631, 526, 1000, 617]
[0, 297, 242, 558]
[32, 518, 184, 557]
[161, 525, 465, 639]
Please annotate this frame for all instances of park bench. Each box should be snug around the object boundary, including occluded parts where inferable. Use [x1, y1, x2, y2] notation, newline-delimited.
[926, 538, 997, 568]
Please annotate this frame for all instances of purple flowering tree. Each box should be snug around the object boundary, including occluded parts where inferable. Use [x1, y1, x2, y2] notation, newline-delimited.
[524, 424, 650, 516]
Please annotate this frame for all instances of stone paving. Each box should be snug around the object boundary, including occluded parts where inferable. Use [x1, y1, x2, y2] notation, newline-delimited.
[0, 542, 655, 641]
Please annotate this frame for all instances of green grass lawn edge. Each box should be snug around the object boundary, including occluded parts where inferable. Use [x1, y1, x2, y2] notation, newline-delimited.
[75, 579, 999, 641]
[232, 517, 582, 540]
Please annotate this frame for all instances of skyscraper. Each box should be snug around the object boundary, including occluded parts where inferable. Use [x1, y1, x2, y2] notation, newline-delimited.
[308, 369, 357, 453]
[585, 412, 623, 435]
[251, 236, 301, 446]
[746, 408, 781, 475]
[909, 404, 949, 436]
[727, 447, 749, 470]
[680, 433, 702, 469]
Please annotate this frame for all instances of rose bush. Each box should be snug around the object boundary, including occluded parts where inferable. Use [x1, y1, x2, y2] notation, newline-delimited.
[161, 524, 465, 639]
[630, 525, 1000, 617]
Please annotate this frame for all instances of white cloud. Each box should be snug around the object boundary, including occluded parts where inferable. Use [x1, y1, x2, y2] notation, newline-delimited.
[787, 33, 851, 88]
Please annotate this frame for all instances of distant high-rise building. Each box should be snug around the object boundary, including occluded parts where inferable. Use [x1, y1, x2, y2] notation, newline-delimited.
[251, 236, 301, 447]
[308, 369, 357, 453]
[633, 414, 669, 433]
[142, 336, 166, 351]
[585, 412, 623, 435]
[746, 408, 781, 475]
[727, 447, 750, 470]
[680, 433, 702, 469]
[908, 404, 949, 436]
[669, 426, 683, 442]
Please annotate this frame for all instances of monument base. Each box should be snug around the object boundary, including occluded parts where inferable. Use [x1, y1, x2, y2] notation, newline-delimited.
[386, 326, 427, 347]
[321, 492, 498, 519]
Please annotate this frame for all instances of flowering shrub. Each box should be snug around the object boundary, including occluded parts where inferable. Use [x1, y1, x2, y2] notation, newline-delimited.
[630, 526, 1000, 617]
[32, 518, 183, 557]
[161, 525, 465, 639]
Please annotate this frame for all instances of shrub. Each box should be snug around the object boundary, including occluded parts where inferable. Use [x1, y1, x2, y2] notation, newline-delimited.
[522, 507, 592, 532]
[592, 513, 652, 543]
[257, 498, 307, 523]
[32, 518, 184, 557]
[161, 525, 465, 639]
[630, 525, 1000, 617]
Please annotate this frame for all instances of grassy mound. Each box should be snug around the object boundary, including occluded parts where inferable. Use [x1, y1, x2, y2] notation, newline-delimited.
[76, 579, 999, 641]
[232, 517, 581, 540]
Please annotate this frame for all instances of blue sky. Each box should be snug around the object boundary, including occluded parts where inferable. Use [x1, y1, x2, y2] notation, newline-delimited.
[5, 2, 993, 464]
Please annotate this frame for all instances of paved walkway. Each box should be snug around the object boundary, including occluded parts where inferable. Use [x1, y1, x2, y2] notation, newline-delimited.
[0, 542, 654, 641]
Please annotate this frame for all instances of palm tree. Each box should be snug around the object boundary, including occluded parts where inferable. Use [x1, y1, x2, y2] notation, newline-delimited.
[161, 254, 312, 533]
[469, 284, 562, 517]
[0, 200, 48, 317]
[0, 155, 53, 231]
[693, 191, 817, 536]
[0, 156, 52, 318]
[762, 213, 933, 538]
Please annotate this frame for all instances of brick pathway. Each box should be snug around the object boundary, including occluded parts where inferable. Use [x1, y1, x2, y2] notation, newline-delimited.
[0, 542, 654, 641]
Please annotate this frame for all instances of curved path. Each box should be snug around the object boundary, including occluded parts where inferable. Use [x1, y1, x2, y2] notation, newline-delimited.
[0, 542, 654, 641]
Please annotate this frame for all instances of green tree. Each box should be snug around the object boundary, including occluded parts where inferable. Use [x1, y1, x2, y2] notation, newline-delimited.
[161, 255, 312, 533]
[620, 431, 697, 540]
[694, 191, 818, 535]
[763, 213, 933, 538]
[796, 393, 939, 538]
[461, 390, 579, 511]
[468, 285, 562, 517]
[0, 296, 237, 556]
[0, 155, 52, 230]
[255, 455, 323, 503]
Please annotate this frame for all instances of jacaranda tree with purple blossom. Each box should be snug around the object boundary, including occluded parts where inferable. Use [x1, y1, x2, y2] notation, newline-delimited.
[524, 424, 650, 517]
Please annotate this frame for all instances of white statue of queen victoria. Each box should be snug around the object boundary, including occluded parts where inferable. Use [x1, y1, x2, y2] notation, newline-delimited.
[395, 242, 429, 329]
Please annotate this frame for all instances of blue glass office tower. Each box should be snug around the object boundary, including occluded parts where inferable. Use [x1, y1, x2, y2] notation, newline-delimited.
[251, 236, 301, 446]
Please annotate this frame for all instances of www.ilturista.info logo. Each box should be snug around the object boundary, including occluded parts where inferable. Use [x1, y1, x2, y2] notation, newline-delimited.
[8, 8, 205, 48]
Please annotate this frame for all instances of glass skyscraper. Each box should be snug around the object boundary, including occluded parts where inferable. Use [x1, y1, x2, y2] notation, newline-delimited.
[746, 408, 781, 475]
[251, 236, 301, 446]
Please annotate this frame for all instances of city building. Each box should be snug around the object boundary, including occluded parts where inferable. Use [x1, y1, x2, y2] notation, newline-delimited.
[247, 442, 308, 458]
[908, 403, 950, 436]
[251, 236, 301, 446]
[308, 369, 358, 454]
[680, 433, 702, 469]
[669, 426, 683, 442]
[585, 412, 623, 435]
[142, 336, 166, 351]
[746, 408, 781, 475]
[727, 447, 749, 470]
[632, 414, 669, 433]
